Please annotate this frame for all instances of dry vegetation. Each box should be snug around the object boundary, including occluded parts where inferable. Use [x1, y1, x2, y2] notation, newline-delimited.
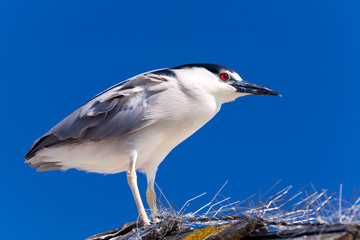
[88, 181, 360, 239]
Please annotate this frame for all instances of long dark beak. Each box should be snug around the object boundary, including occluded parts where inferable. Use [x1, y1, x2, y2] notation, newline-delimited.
[231, 80, 281, 96]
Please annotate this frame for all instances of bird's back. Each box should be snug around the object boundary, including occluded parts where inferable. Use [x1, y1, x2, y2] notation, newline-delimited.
[25, 72, 172, 171]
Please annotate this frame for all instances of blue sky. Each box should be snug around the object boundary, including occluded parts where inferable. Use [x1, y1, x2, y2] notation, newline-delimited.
[1, 0, 360, 239]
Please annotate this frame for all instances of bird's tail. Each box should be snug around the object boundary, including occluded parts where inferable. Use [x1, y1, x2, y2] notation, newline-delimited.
[26, 155, 64, 172]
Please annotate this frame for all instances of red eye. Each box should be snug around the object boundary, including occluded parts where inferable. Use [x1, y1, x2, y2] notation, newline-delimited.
[220, 73, 229, 81]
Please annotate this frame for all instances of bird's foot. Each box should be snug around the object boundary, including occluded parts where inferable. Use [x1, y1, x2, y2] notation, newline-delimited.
[141, 216, 151, 226]
[152, 217, 160, 223]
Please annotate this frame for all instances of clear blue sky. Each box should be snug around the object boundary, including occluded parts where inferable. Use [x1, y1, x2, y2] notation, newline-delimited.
[1, 0, 359, 239]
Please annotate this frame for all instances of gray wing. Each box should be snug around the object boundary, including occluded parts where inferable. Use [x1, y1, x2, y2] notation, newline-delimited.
[25, 73, 170, 160]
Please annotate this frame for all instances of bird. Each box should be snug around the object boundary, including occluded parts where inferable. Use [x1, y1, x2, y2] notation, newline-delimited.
[25, 63, 280, 226]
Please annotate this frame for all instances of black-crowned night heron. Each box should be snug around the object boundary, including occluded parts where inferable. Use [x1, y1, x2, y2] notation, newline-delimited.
[25, 63, 280, 225]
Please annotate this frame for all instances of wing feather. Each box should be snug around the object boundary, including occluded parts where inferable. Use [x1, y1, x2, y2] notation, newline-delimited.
[25, 73, 169, 160]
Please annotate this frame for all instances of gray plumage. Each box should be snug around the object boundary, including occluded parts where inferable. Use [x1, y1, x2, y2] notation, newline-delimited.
[25, 72, 169, 161]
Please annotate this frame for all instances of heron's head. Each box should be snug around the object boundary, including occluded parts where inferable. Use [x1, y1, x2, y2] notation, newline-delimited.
[170, 63, 281, 103]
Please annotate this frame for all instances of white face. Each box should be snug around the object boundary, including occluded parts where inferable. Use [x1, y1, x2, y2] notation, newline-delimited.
[173, 67, 250, 103]
[219, 71, 251, 102]
[222, 71, 242, 82]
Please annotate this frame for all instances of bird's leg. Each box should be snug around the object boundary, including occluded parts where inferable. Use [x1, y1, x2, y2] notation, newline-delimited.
[146, 176, 160, 223]
[127, 150, 150, 226]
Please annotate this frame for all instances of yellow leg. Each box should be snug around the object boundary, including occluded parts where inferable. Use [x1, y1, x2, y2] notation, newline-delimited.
[146, 179, 160, 223]
[146, 166, 160, 223]
[127, 150, 150, 226]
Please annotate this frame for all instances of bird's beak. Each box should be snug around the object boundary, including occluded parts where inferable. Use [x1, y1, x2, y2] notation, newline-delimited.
[231, 80, 281, 96]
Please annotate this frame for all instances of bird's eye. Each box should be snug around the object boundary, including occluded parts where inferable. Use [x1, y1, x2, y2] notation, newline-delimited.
[220, 73, 229, 81]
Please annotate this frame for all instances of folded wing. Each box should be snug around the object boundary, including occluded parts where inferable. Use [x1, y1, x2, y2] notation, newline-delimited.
[25, 73, 169, 160]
